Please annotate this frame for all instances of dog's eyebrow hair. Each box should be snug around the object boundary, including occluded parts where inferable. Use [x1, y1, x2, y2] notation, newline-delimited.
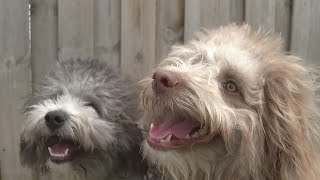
[82, 95, 103, 115]
[219, 68, 245, 85]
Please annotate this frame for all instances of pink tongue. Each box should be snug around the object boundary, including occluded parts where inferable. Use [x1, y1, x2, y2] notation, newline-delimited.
[149, 117, 200, 139]
[50, 143, 75, 154]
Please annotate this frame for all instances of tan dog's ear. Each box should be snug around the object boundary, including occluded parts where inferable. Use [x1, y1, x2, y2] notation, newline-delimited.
[262, 58, 318, 179]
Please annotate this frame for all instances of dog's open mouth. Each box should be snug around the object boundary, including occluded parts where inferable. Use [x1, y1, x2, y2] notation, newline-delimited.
[147, 117, 219, 151]
[47, 136, 80, 163]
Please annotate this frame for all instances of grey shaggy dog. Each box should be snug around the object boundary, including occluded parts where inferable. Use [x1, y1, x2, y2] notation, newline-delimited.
[20, 59, 153, 180]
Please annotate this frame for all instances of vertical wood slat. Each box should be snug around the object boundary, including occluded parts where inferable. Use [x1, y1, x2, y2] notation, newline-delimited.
[30, 0, 58, 89]
[155, 0, 184, 65]
[58, 0, 94, 60]
[290, 0, 320, 64]
[184, 0, 244, 42]
[29, 1, 57, 179]
[184, 0, 201, 42]
[245, 0, 292, 49]
[94, 0, 121, 71]
[121, 0, 156, 83]
[0, 0, 32, 179]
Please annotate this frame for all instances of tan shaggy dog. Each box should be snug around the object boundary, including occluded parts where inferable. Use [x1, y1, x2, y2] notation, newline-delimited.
[140, 24, 320, 180]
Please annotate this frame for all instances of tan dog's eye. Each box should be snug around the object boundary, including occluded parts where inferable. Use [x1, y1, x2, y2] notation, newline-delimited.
[224, 81, 238, 92]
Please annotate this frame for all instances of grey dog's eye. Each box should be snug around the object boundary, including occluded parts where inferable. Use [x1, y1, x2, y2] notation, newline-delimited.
[85, 102, 96, 109]
[224, 81, 238, 92]
[84, 102, 99, 113]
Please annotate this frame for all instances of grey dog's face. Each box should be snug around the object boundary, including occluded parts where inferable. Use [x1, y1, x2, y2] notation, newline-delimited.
[22, 93, 115, 164]
[140, 25, 317, 179]
[20, 59, 139, 176]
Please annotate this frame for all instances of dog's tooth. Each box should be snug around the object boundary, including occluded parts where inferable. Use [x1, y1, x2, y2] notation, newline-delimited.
[160, 139, 166, 143]
[64, 148, 69, 156]
[150, 123, 154, 129]
[164, 134, 172, 142]
[185, 134, 190, 139]
[48, 147, 52, 155]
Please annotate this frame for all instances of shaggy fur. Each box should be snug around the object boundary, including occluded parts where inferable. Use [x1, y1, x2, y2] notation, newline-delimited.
[140, 24, 320, 180]
[20, 59, 148, 180]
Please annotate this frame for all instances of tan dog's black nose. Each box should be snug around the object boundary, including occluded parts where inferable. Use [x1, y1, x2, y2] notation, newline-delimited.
[152, 69, 179, 88]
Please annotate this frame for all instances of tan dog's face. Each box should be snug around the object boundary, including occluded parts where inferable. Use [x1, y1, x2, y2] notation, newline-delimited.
[140, 25, 318, 180]
[142, 43, 260, 149]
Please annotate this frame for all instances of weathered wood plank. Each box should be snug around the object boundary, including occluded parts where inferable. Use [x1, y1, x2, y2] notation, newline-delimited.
[94, 0, 121, 70]
[121, 0, 156, 83]
[30, 0, 58, 89]
[58, 0, 94, 60]
[155, 0, 184, 65]
[0, 0, 32, 179]
[184, 0, 244, 42]
[245, 0, 292, 49]
[290, 0, 320, 64]
[184, 0, 201, 42]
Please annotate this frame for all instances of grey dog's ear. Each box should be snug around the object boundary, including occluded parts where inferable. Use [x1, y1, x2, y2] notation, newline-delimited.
[262, 58, 318, 179]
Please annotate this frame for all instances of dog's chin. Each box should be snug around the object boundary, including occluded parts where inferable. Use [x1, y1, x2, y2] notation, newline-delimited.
[143, 138, 226, 180]
[46, 160, 88, 179]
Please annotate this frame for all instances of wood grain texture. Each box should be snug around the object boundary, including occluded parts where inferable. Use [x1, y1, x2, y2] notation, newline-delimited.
[290, 0, 320, 64]
[155, 0, 184, 65]
[0, 0, 32, 179]
[121, 0, 156, 83]
[94, 0, 121, 70]
[185, 0, 244, 42]
[30, 0, 58, 89]
[184, 0, 201, 42]
[58, 0, 94, 60]
[245, 0, 292, 49]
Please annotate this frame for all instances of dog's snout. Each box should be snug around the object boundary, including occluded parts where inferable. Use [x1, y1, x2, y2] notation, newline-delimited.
[152, 69, 179, 88]
[45, 110, 67, 130]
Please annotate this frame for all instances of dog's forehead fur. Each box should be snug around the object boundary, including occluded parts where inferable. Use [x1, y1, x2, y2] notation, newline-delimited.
[162, 24, 284, 80]
[27, 59, 133, 119]
[158, 25, 307, 108]
[38, 59, 124, 98]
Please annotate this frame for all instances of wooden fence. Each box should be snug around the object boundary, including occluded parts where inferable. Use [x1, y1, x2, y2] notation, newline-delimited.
[0, 0, 319, 179]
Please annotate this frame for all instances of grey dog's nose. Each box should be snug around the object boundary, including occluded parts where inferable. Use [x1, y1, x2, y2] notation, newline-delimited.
[45, 110, 67, 130]
[152, 69, 179, 88]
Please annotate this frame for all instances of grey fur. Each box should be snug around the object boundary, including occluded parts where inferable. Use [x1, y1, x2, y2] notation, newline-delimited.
[20, 59, 157, 180]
